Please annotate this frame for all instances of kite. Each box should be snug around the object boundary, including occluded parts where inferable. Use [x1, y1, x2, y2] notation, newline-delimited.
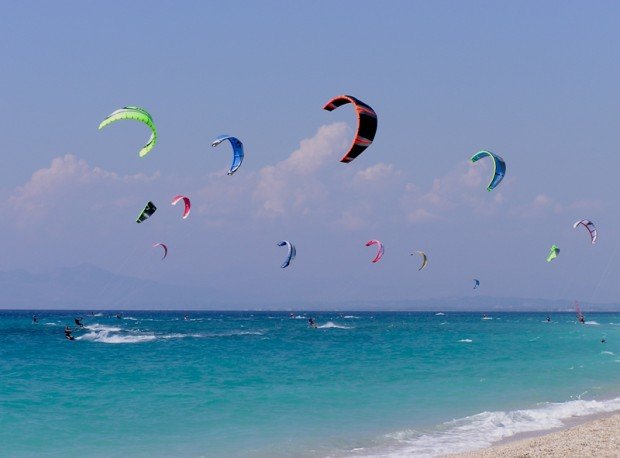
[153, 243, 168, 260]
[547, 244, 560, 262]
[573, 220, 597, 244]
[136, 201, 157, 223]
[411, 251, 428, 270]
[473, 279, 480, 289]
[99, 106, 157, 157]
[470, 150, 506, 191]
[171, 195, 191, 219]
[277, 240, 296, 268]
[366, 239, 384, 263]
[212, 135, 244, 175]
[323, 95, 377, 163]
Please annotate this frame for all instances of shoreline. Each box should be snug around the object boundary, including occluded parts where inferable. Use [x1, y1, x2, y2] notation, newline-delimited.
[444, 411, 620, 457]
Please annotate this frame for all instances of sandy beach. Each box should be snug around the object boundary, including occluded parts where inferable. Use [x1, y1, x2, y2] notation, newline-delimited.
[446, 413, 620, 458]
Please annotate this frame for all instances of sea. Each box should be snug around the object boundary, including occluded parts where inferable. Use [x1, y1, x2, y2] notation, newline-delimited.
[1, 310, 619, 457]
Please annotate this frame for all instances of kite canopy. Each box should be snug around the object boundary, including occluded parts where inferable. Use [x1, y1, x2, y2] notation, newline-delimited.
[136, 201, 157, 223]
[212, 135, 244, 175]
[547, 244, 560, 262]
[365, 239, 384, 263]
[171, 195, 191, 219]
[470, 150, 506, 191]
[473, 279, 480, 289]
[323, 95, 377, 163]
[573, 219, 597, 244]
[411, 251, 428, 270]
[277, 240, 296, 268]
[99, 106, 157, 157]
[153, 243, 168, 260]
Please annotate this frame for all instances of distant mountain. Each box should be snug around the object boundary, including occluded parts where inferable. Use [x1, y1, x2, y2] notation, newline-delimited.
[0, 264, 222, 309]
[1, 265, 619, 311]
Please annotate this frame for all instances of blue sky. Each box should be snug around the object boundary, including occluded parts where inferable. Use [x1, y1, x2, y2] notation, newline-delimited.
[2, 1, 620, 307]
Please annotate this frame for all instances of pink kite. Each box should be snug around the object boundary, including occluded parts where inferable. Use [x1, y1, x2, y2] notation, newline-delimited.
[171, 195, 191, 219]
[365, 239, 384, 263]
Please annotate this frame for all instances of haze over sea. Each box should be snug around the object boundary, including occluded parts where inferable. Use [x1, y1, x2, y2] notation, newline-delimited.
[2, 310, 618, 457]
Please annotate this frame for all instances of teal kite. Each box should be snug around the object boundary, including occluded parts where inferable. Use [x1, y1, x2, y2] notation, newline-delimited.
[470, 150, 506, 191]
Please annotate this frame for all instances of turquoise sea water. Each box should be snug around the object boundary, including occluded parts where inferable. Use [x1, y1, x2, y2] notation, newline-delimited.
[1, 311, 619, 457]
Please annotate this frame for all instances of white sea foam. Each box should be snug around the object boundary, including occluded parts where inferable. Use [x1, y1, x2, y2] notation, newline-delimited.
[601, 351, 614, 356]
[482, 317, 493, 320]
[317, 321, 352, 329]
[77, 330, 156, 344]
[458, 339, 473, 343]
[85, 324, 121, 332]
[435, 313, 445, 316]
[344, 315, 360, 319]
[123, 317, 139, 321]
[351, 397, 620, 457]
[584, 321, 600, 325]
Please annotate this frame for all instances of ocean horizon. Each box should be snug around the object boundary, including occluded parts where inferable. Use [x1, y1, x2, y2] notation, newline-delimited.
[2, 310, 618, 457]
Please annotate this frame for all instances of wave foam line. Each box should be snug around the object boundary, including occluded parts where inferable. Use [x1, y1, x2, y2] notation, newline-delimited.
[353, 397, 620, 457]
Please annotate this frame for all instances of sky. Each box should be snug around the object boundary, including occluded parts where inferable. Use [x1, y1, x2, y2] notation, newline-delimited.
[2, 1, 620, 308]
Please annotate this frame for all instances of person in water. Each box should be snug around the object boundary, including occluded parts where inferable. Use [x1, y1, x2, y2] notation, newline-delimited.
[32, 315, 38, 324]
[308, 317, 317, 328]
[74, 317, 84, 327]
[64, 326, 74, 341]
[579, 315, 585, 324]
[546, 316, 551, 322]
[601, 338, 607, 344]
[115, 314, 122, 320]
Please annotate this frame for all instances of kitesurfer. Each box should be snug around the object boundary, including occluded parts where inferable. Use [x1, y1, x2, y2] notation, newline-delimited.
[601, 338, 606, 344]
[32, 315, 38, 324]
[579, 315, 585, 324]
[546, 316, 551, 322]
[64, 326, 74, 341]
[74, 317, 84, 327]
[308, 317, 317, 328]
[115, 314, 122, 320]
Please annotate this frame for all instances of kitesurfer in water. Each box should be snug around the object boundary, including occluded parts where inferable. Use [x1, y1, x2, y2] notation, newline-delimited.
[64, 326, 74, 341]
[546, 316, 551, 322]
[579, 315, 585, 324]
[32, 315, 38, 324]
[308, 317, 317, 328]
[74, 317, 84, 327]
[601, 338, 607, 343]
[115, 313, 122, 320]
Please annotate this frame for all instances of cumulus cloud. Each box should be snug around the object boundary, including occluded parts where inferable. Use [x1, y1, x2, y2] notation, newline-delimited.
[354, 162, 400, 183]
[8, 154, 159, 220]
[253, 122, 351, 216]
[400, 160, 501, 223]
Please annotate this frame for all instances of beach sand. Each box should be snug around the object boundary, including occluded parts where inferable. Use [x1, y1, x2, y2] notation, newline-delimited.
[445, 413, 619, 458]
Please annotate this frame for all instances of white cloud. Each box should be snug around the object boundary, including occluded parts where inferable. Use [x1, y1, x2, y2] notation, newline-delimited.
[354, 162, 399, 183]
[401, 160, 500, 223]
[8, 154, 158, 220]
[253, 122, 350, 216]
